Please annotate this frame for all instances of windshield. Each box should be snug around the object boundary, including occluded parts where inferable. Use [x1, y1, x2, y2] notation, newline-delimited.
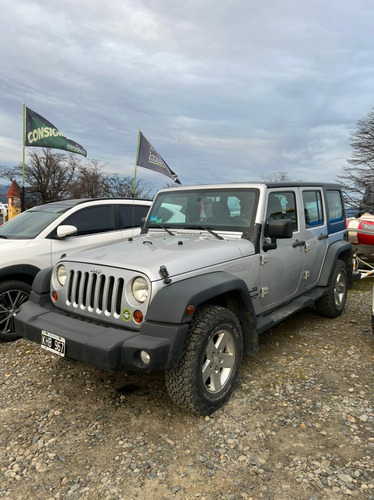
[147, 188, 259, 232]
[0, 206, 69, 239]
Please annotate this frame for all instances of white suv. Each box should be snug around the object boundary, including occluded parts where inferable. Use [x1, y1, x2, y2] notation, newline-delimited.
[0, 198, 151, 341]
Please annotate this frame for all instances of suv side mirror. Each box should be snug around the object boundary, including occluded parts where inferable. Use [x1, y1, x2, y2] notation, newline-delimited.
[56, 225, 78, 239]
[263, 219, 293, 251]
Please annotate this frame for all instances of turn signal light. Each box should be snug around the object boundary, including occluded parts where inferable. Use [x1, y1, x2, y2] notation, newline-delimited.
[51, 291, 58, 302]
[186, 305, 195, 315]
[133, 310, 143, 323]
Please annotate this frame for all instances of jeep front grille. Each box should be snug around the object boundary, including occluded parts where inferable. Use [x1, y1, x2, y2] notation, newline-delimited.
[66, 270, 125, 316]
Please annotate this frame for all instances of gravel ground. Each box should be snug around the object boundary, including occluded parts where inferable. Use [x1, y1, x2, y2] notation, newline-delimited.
[0, 279, 373, 500]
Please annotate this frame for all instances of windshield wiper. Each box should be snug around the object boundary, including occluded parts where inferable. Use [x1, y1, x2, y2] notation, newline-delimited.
[184, 225, 224, 240]
[0, 235, 8, 239]
[147, 224, 175, 236]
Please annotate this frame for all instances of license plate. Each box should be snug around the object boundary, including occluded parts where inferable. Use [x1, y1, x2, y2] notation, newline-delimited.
[41, 330, 66, 357]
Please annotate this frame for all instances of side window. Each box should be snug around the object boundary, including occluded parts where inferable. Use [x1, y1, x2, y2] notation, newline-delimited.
[118, 205, 150, 228]
[326, 190, 344, 223]
[303, 191, 324, 227]
[266, 192, 297, 230]
[64, 206, 115, 235]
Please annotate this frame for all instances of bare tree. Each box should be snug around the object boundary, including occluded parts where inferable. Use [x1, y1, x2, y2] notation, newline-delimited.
[1, 149, 80, 206]
[107, 173, 154, 199]
[69, 159, 111, 199]
[0, 150, 155, 207]
[262, 171, 290, 182]
[340, 110, 374, 211]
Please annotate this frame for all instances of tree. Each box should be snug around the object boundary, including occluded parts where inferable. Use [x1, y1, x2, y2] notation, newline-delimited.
[262, 171, 290, 182]
[0, 149, 79, 206]
[340, 110, 374, 211]
[106, 173, 154, 199]
[69, 159, 111, 199]
[0, 149, 154, 207]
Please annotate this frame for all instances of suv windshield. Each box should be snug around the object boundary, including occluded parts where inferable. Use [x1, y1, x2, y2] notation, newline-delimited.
[0, 206, 69, 239]
[147, 188, 259, 231]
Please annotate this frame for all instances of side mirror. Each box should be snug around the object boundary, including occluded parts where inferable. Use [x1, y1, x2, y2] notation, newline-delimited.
[263, 219, 293, 251]
[56, 225, 78, 239]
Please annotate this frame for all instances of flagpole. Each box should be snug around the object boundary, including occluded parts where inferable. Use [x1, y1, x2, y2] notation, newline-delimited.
[21, 102, 26, 212]
[132, 129, 141, 198]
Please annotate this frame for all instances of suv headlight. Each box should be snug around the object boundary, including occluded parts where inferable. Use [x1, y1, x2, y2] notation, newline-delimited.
[132, 277, 149, 303]
[56, 265, 67, 287]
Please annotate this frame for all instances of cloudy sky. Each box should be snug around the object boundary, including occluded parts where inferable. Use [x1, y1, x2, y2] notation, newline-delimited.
[1, 0, 374, 191]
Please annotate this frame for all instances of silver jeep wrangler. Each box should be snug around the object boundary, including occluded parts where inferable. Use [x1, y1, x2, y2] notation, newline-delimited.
[16, 182, 352, 414]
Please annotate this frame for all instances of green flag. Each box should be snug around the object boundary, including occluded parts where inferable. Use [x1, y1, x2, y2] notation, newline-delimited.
[25, 107, 87, 157]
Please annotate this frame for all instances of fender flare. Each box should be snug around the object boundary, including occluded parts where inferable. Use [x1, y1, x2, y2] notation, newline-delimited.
[0, 264, 41, 283]
[146, 271, 254, 324]
[318, 240, 353, 287]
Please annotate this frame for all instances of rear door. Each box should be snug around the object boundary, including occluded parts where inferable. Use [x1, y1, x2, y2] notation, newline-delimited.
[301, 189, 328, 287]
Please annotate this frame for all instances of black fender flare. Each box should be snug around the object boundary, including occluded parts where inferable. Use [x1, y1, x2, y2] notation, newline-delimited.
[0, 264, 41, 283]
[28, 267, 54, 306]
[146, 271, 254, 324]
[318, 240, 353, 287]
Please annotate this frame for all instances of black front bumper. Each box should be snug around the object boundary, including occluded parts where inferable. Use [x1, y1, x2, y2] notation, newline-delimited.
[15, 301, 189, 373]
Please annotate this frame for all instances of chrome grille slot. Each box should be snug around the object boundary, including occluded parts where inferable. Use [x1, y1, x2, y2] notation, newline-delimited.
[80, 272, 89, 308]
[106, 276, 114, 313]
[89, 273, 97, 310]
[115, 278, 124, 315]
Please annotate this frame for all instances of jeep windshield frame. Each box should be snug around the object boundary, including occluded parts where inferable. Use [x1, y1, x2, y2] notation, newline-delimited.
[146, 187, 260, 235]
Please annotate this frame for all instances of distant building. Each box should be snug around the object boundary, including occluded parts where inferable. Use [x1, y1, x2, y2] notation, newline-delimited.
[7, 180, 21, 220]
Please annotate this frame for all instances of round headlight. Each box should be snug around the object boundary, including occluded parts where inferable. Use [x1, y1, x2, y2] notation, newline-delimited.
[132, 277, 149, 303]
[56, 265, 67, 287]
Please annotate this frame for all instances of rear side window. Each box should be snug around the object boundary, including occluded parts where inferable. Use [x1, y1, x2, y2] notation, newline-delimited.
[326, 190, 344, 223]
[303, 191, 324, 227]
[64, 205, 115, 235]
[118, 205, 150, 228]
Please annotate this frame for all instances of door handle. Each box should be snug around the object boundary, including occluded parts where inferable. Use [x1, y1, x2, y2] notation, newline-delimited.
[293, 239, 306, 248]
[318, 233, 328, 240]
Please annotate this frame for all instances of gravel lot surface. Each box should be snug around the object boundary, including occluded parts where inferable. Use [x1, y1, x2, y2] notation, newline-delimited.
[0, 279, 373, 500]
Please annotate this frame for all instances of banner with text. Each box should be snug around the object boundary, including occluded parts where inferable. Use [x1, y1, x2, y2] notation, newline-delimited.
[137, 131, 180, 184]
[25, 107, 87, 157]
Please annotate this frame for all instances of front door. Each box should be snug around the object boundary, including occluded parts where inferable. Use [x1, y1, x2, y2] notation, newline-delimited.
[260, 190, 305, 309]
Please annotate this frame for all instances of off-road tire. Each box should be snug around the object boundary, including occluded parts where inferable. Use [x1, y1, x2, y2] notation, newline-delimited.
[0, 280, 31, 342]
[165, 305, 243, 415]
[315, 260, 348, 318]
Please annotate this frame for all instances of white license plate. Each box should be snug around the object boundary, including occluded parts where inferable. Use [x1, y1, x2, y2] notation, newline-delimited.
[41, 330, 66, 357]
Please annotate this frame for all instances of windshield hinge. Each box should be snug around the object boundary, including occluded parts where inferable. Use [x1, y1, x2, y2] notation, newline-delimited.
[260, 255, 269, 266]
[159, 265, 172, 284]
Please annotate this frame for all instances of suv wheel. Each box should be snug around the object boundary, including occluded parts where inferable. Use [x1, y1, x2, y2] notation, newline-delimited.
[0, 280, 31, 342]
[165, 305, 243, 415]
[315, 260, 348, 318]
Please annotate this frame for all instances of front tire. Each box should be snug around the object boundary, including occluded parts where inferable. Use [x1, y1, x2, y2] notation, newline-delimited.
[0, 280, 31, 342]
[315, 260, 348, 318]
[165, 305, 243, 415]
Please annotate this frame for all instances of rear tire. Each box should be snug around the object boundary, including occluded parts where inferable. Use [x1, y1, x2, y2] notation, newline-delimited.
[0, 280, 31, 342]
[165, 305, 243, 415]
[315, 260, 347, 318]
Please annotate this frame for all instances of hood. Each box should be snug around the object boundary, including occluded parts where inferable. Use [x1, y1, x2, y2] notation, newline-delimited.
[0, 239, 32, 250]
[61, 232, 256, 281]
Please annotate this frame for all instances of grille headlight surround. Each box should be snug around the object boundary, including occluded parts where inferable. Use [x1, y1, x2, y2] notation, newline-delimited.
[56, 265, 67, 287]
[132, 277, 149, 303]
